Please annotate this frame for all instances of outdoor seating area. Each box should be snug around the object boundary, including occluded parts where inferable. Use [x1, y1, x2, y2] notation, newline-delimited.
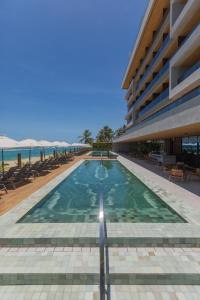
[118, 151, 200, 196]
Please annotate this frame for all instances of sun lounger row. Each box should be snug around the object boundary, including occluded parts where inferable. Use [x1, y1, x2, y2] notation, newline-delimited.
[0, 153, 75, 190]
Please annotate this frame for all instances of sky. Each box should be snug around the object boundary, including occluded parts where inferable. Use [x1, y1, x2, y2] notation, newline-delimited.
[0, 0, 148, 143]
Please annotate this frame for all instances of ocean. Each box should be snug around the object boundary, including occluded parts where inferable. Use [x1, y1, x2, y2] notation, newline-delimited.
[0, 146, 78, 162]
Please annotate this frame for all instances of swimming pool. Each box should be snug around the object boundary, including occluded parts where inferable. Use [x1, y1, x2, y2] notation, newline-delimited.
[19, 160, 185, 223]
[91, 150, 109, 156]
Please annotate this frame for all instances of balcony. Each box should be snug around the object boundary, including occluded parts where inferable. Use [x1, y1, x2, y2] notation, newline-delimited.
[146, 86, 200, 123]
[134, 34, 170, 95]
[116, 86, 200, 143]
[178, 21, 200, 49]
[125, 79, 134, 100]
[138, 88, 169, 118]
[133, 9, 170, 87]
[177, 60, 200, 85]
[171, 0, 200, 38]
[128, 61, 169, 113]
[170, 20, 200, 100]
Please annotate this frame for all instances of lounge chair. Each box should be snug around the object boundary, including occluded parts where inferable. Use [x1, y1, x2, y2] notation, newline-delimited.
[1, 166, 19, 180]
[0, 184, 7, 197]
[0, 173, 33, 189]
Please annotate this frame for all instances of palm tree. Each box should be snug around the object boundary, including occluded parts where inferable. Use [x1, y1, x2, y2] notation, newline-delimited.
[96, 126, 113, 142]
[79, 129, 93, 144]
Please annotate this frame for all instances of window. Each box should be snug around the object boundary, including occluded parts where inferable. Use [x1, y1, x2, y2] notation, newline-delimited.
[182, 136, 200, 155]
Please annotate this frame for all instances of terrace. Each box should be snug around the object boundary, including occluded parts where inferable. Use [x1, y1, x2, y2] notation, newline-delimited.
[0, 150, 200, 299]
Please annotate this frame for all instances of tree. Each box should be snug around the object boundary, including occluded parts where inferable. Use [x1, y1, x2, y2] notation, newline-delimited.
[79, 129, 93, 144]
[96, 126, 113, 142]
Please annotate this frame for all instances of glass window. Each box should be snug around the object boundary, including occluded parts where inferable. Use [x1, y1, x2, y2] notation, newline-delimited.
[182, 136, 199, 154]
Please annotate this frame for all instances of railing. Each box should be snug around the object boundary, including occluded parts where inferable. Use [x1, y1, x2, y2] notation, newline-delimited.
[138, 87, 169, 117]
[115, 86, 200, 141]
[128, 61, 169, 113]
[144, 86, 200, 122]
[177, 60, 200, 84]
[178, 21, 200, 48]
[132, 9, 169, 90]
[99, 192, 110, 300]
[135, 34, 170, 94]
[126, 8, 170, 99]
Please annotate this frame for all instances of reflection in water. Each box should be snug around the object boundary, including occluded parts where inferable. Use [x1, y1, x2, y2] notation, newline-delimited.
[95, 163, 108, 181]
[19, 160, 185, 223]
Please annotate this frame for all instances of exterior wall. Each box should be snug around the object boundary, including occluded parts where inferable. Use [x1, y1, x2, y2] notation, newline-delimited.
[170, 19, 200, 100]
[171, 0, 200, 38]
[115, 95, 200, 143]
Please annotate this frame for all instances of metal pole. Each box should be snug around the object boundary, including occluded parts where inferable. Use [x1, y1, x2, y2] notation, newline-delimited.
[99, 192, 106, 300]
[1, 149, 4, 176]
[17, 153, 22, 168]
[29, 147, 32, 164]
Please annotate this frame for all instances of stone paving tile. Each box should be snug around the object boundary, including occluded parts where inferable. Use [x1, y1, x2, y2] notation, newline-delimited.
[0, 285, 99, 300]
[0, 247, 200, 276]
[108, 247, 200, 275]
[1, 285, 200, 299]
[111, 285, 200, 300]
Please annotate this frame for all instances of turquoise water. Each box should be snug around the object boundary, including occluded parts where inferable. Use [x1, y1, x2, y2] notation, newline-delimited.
[19, 160, 185, 223]
[92, 151, 110, 156]
[1, 146, 79, 162]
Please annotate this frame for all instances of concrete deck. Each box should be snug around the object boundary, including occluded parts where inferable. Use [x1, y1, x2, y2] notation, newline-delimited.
[123, 154, 200, 197]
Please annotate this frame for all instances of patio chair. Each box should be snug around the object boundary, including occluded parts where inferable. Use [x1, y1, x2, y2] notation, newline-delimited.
[169, 169, 185, 182]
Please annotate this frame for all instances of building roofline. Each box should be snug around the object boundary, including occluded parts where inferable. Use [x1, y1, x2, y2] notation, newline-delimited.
[121, 0, 155, 89]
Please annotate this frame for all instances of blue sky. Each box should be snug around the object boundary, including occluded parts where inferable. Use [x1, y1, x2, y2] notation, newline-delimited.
[0, 0, 147, 142]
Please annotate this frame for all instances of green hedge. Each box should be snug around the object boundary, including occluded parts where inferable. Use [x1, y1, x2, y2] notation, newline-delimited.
[92, 142, 112, 150]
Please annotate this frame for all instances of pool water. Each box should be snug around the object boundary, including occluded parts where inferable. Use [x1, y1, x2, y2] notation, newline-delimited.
[92, 151, 109, 156]
[19, 160, 185, 223]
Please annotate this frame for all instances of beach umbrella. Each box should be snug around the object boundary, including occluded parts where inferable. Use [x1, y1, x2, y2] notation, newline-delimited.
[59, 142, 71, 154]
[59, 141, 71, 147]
[38, 140, 54, 159]
[18, 139, 40, 164]
[18, 139, 40, 148]
[38, 140, 53, 147]
[0, 136, 20, 175]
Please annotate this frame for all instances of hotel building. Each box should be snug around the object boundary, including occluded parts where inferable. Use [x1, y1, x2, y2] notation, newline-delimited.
[113, 0, 200, 166]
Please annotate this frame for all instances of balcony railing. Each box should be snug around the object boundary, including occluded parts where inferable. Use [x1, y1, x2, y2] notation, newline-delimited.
[125, 10, 170, 102]
[177, 60, 200, 84]
[125, 79, 134, 100]
[117, 86, 200, 140]
[145, 86, 200, 122]
[133, 9, 169, 86]
[178, 21, 200, 48]
[128, 61, 169, 113]
[138, 88, 169, 117]
[134, 34, 170, 94]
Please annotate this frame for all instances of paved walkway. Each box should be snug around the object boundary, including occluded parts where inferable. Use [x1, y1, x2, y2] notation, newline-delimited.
[0, 247, 200, 298]
[123, 155, 200, 196]
[1, 285, 200, 300]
